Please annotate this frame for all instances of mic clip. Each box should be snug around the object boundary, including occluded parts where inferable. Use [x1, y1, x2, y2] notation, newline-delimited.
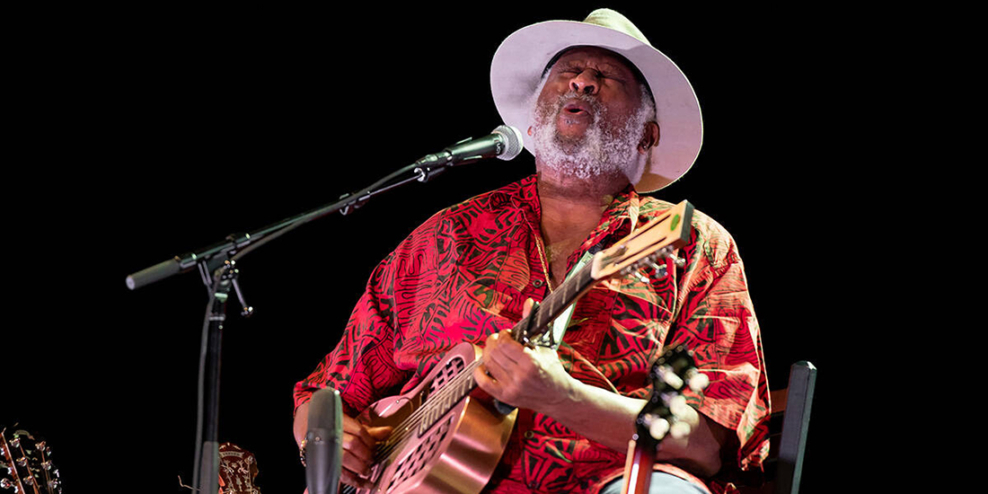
[414, 163, 448, 183]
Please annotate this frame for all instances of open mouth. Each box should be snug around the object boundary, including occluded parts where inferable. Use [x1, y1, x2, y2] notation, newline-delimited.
[563, 102, 589, 114]
[562, 101, 592, 119]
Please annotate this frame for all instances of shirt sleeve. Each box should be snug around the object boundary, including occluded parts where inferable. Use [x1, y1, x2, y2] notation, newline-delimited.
[292, 207, 450, 417]
[669, 224, 771, 473]
[292, 253, 409, 417]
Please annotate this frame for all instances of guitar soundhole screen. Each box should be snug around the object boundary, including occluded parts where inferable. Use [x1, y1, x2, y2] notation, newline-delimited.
[386, 415, 453, 493]
[427, 356, 465, 396]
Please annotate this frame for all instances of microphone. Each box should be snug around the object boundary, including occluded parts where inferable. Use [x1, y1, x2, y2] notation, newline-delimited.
[415, 124, 524, 168]
[306, 388, 343, 494]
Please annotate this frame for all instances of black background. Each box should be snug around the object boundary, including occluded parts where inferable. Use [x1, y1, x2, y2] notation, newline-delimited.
[5, 3, 886, 493]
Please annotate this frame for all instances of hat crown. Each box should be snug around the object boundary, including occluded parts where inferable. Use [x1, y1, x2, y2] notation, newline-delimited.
[582, 9, 650, 47]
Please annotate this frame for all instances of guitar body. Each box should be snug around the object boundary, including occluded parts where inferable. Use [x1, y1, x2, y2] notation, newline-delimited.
[354, 342, 517, 494]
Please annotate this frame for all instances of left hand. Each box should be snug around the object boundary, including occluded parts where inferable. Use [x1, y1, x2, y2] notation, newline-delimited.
[473, 299, 576, 414]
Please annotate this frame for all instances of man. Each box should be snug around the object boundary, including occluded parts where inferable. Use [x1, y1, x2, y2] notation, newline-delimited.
[294, 9, 769, 494]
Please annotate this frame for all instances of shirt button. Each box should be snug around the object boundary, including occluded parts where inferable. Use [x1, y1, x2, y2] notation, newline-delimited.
[532, 279, 543, 287]
[523, 430, 534, 440]
[528, 481, 539, 489]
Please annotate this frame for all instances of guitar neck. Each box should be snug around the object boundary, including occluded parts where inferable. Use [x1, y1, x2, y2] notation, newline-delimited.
[514, 263, 596, 345]
[623, 439, 658, 494]
[397, 262, 599, 446]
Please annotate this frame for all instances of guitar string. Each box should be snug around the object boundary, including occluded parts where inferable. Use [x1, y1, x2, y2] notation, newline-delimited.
[372, 262, 582, 458]
[365, 248, 665, 469]
[372, 358, 484, 462]
[370, 273, 572, 462]
[360, 241, 675, 476]
[341, 216, 682, 490]
[369, 260, 602, 463]
[14, 435, 40, 494]
[369, 265, 594, 463]
[343, 347, 693, 494]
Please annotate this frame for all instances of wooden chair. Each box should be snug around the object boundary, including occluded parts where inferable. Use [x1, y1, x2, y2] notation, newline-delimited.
[740, 361, 817, 494]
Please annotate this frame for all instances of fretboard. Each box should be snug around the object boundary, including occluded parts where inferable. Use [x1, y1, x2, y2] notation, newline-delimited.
[519, 262, 597, 345]
[412, 261, 598, 435]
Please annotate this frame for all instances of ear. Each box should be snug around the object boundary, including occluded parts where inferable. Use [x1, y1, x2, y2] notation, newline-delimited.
[638, 121, 660, 154]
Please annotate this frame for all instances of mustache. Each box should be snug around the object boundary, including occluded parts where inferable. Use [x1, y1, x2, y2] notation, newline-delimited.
[536, 90, 605, 122]
[557, 90, 602, 111]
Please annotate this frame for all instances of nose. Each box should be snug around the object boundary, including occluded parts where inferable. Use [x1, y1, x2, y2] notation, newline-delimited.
[570, 69, 599, 95]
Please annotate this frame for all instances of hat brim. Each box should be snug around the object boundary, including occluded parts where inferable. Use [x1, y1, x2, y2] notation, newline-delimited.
[491, 19, 703, 192]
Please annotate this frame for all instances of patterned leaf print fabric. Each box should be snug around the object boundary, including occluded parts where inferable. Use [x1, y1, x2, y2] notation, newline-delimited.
[294, 175, 769, 493]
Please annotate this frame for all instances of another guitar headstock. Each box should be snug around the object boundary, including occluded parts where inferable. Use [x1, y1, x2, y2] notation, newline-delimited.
[636, 345, 709, 445]
[1, 427, 62, 494]
[218, 442, 261, 494]
[591, 200, 693, 282]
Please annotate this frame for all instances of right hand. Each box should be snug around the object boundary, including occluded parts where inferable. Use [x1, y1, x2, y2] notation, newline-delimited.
[340, 413, 392, 490]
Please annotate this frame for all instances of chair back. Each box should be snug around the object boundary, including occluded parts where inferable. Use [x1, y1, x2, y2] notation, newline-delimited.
[739, 361, 816, 494]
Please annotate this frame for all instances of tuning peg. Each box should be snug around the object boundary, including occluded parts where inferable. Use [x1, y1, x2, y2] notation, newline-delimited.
[15, 457, 27, 468]
[657, 366, 684, 390]
[668, 395, 689, 419]
[670, 421, 691, 439]
[686, 370, 709, 392]
[0, 478, 14, 490]
[645, 258, 667, 275]
[634, 271, 649, 284]
[8, 437, 19, 449]
[645, 414, 669, 440]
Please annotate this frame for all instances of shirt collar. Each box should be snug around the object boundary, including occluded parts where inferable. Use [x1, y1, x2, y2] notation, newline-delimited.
[487, 174, 642, 234]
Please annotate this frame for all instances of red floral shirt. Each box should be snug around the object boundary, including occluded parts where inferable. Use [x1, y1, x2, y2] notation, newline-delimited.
[294, 175, 770, 493]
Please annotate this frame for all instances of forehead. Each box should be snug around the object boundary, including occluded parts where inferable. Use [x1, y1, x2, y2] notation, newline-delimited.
[544, 46, 638, 76]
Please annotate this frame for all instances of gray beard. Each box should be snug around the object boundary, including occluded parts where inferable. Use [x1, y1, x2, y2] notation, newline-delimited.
[531, 91, 648, 184]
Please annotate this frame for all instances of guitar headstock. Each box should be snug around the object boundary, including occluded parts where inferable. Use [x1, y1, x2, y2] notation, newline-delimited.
[591, 200, 693, 282]
[635, 345, 709, 445]
[218, 442, 261, 494]
[1, 427, 62, 494]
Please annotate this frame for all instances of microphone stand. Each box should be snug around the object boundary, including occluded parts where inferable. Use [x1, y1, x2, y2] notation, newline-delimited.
[127, 158, 459, 494]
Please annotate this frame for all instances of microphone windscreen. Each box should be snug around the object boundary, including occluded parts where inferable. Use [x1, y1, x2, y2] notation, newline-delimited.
[494, 125, 524, 161]
[306, 388, 343, 494]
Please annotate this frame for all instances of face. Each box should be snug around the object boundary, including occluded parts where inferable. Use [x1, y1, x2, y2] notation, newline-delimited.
[530, 47, 657, 183]
[535, 46, 646, 142]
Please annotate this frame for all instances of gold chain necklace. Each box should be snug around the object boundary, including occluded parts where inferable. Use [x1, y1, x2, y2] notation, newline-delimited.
[528, 222, 554, 293]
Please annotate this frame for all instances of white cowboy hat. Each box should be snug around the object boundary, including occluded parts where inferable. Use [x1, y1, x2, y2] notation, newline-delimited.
[490, 8, 703, 192]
